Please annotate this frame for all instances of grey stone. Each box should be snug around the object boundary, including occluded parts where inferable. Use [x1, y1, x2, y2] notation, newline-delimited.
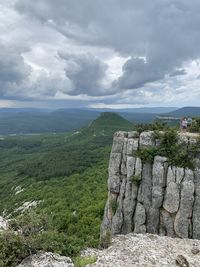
[176, 167, 184, 184]
[135, 157, 142, 176]
[152, 156, 167, 209]
[192, 168, 200, 239]
[109, 153, 121, 175]
[121, 158, 127, 176]
[122, 181, 138, 234]
[160, 209, 175, 237]
[108, 173, 120, 193]
[163, 182, 179, 214]
[147, 207, 160, 234]
[100, 200, 112, 238]
[111, 131, 127, 153]
[166, 166, 176, 184]
[174, 180, 194, 238]
[127, 156, 136, 178]
[127, 138, 139, 154]
[134, 203, 146, 234]
[139, 131, 155, 147]
[184, 168, 194, 182]
[152, 186, 164, 208]
[111, 207, 123, 234]
[121, 137, 128, 175]
[176, 255, 189, 267]
[191, 244, 200, 255]
[17, 252, 74, 267]
[137, 162, 152, 208]
[152, 156, 167, 188]
[112, 179, 126, 234]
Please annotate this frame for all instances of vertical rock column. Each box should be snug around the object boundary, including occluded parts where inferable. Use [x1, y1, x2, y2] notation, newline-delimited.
[100, 131, 126, 239]
[174, 168, 194, 238]
[193, 159, 200, 239]
[148, 156, 168, 234]
[112, 131, 140, 234]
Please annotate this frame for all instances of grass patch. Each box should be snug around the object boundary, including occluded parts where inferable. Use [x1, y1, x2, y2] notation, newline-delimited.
[99, 230, 112, 249]
[73, 256, 97, 267]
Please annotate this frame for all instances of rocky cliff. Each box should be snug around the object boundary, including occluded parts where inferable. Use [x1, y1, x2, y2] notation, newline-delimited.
[100, 131, 200, 243]
[89, 233, 200, 267]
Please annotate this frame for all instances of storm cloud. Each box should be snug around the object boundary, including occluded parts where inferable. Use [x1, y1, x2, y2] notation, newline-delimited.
[0, 0, 200, 107]
[59, 52, 109, 96]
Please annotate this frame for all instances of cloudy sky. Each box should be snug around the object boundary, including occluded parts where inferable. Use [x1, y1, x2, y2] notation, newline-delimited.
[0, 0, 200, 109]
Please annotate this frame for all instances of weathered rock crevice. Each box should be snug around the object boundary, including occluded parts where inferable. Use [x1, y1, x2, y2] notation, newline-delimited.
[101, 131, 200, 242]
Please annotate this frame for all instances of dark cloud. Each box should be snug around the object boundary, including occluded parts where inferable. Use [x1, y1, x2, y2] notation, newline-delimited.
[115, 57, 165, 89]
[169, 69, 187, 77]
[0, 0, 200, 107]
[0, 44, 30, 83]
[59, 52, 108, 96]
[14, 0, 200, 93]
[0, 44, 31, 98]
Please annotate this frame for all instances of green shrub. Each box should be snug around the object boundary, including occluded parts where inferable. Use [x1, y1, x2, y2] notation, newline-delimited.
[136, 122, 168, 134]
[99, 230, 112, 249]
[0, 231, 28, 267]
[131, 174, 142, 184]
[0, 210, 87, 266]
[189, 118, 200, 133]
[136, 129, 198, 170]
[136, 146, 157, 164]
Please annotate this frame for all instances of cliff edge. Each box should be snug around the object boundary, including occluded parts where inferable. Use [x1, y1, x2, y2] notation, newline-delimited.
[100, 131, 200, 245]
[89, 233, 200, 267]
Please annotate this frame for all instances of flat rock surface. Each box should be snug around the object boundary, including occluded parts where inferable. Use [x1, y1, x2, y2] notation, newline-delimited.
[17, 252, 74, 267]
[88, 233, 200, 267]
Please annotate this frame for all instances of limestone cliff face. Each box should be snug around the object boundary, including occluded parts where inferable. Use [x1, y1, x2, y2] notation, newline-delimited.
[100, 131, 200, 242]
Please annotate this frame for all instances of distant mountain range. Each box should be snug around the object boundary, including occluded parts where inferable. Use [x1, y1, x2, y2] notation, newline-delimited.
[0, 109, 99, 135]
[88, 107, 178, 114]
[0, 106, 200, 135]
[168, 106, 200, 116]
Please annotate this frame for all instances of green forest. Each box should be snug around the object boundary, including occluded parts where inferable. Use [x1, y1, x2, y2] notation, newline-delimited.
[0, 113, 134, 266]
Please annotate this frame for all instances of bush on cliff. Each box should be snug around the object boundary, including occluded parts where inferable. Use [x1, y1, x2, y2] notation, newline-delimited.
[137, 129, 198, 169]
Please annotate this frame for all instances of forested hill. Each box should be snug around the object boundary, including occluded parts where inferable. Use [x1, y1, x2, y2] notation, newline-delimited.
[84, 112, 134, 135]
[0, 112, 134, 265]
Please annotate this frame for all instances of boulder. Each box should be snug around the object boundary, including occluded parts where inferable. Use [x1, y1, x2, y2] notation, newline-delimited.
[139, 131, 155, 147]
[17, 252, 74, 267]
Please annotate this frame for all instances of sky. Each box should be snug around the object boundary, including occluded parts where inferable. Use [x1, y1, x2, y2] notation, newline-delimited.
[0, 0, 200, 109]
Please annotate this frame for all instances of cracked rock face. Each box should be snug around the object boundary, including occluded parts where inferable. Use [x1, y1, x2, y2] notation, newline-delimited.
[17, 252, 74, 267]
[100, 131, 200, 242]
